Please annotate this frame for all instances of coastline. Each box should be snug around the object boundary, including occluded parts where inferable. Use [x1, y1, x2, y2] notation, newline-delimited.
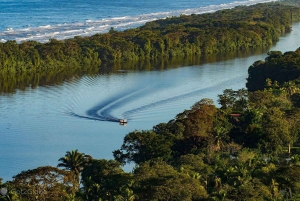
[0, 0, 278, 43]
[1, 1, 300, 185]
[0, 2, 300, 79]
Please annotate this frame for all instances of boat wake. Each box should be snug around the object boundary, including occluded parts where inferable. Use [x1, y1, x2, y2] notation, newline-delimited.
[69, 74, 244, 123]
[69, 112, 119, 122]
[68, 86, 153, 123]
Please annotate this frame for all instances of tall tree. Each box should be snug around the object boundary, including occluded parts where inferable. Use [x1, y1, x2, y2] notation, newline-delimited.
[181, 98, 217, 138]
[57, 149, 86, 185]
[133, 159, 207, 201]
[11, 166, 77, 201]
[113, 130, 174, 164]
[260, 108, 290, 155]
[80, 159, 133, 201]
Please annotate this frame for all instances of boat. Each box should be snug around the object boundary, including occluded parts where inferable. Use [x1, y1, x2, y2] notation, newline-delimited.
[119, 119, 127, 125]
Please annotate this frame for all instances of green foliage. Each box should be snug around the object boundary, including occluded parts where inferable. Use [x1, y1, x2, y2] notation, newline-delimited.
[275, 166, 300, 199]
[113, 130, 175, 164]
[179, 99, 217, 138]
[80, 159, 133, 201]
[57, 149, 88, 189]
[247, 49, 300, 91]
[133, 159, 207, 201]
[57, 149, 86, 176]
[217, 88, 248, 112]
[260, 107, 290, 155]
[5, 3, 300, 196]
[10, 166, 77, 201]
[5, 79, 300, 200]
[1, 2, 300, 84]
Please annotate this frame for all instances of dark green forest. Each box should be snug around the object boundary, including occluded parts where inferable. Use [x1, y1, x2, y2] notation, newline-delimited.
[1, 2, 300, 93]
[0, 45, 271, 93]
[2, 47, 300, 200]
[2, 1, 300, 200]
[247, 49, 300, 91]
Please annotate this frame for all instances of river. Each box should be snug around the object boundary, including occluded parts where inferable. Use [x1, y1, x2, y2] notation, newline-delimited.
[1, 23, 300, 181]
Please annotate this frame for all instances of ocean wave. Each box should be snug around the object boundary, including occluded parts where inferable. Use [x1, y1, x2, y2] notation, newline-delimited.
[1, 0, 277, 43]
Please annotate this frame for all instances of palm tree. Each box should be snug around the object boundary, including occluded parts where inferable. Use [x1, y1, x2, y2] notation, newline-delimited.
[57, 149, 86, 185]
[213, 126, 229, 152]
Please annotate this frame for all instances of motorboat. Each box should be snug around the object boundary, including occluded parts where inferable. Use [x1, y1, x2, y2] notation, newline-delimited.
[119, 119, 127, 125]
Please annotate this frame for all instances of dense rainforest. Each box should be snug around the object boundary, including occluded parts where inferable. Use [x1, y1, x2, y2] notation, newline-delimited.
[2, 46, 300, 200]
[1, 2, 300, 93]
[247, 48, 300, 91]
[2, 1, 300, 200]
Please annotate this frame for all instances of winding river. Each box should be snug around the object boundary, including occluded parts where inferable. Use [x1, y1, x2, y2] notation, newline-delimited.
[1, 23, 300, 181]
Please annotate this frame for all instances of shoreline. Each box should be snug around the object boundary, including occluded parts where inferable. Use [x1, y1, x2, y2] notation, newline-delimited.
[1, 0, 278, 43]
[0, 2, 300, 92]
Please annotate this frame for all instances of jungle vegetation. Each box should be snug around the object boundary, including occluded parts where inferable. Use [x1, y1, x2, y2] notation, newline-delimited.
[2, 1, 300, 200]
[247, 48, 300, 91]
[2, 47, 300, 199]
[0, 45, 271, 93]
[1, 2, 300, 83]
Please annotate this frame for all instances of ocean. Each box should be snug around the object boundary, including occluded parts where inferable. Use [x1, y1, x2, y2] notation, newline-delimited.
[0, 0, 276, 43]
[2, 0, 296, 182]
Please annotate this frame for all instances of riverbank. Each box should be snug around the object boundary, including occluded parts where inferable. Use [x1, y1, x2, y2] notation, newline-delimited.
[1, 21, 300, 182]
[0, 3, 300, 77]
[3, 48, 300, 199]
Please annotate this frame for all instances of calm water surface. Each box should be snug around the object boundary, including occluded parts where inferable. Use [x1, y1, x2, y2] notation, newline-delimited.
[1, 23, 300, 181]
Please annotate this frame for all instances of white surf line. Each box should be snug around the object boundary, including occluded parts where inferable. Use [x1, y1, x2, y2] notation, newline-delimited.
[1, 0, 278, 43]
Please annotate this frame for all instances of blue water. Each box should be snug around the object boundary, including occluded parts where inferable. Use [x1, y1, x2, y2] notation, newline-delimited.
[2, 0, 299, 182]
[0, 0, 276, 43]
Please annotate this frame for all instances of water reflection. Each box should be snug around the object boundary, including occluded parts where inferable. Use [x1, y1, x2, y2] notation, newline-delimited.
[0, 23, 300, 182]
[0, 45, 272, 94]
